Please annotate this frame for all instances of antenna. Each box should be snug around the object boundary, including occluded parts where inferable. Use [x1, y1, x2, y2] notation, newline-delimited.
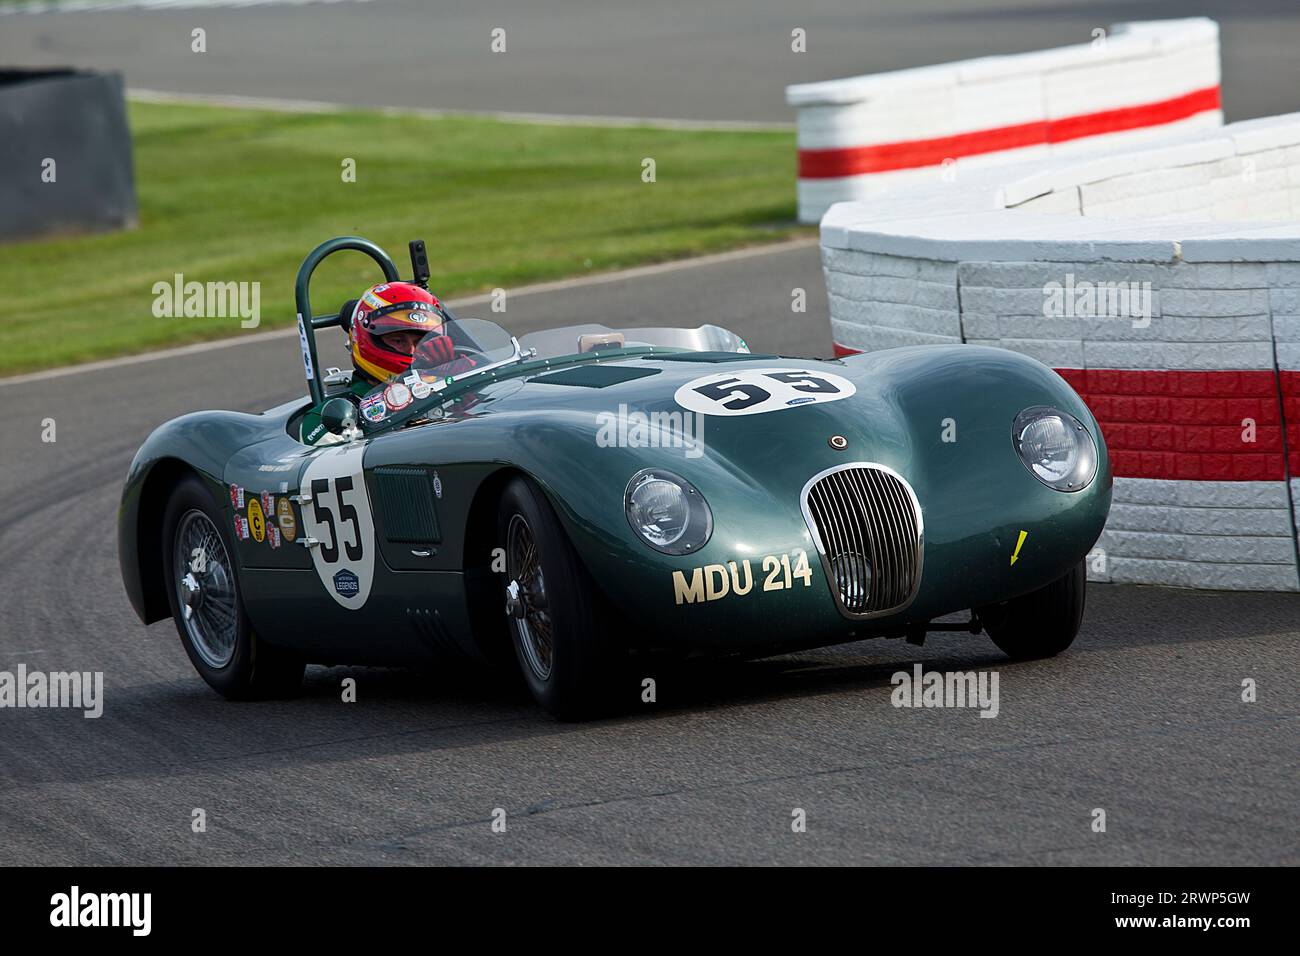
[408, 239, 430, 289]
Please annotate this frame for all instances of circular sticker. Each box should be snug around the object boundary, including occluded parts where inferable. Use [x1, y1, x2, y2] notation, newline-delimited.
[276, 497, 297, 542]
[246, 496, 266, 543]
[675, 368, 857, 417]
[384, 382, 412, 411]
[410, 379, 432, 400]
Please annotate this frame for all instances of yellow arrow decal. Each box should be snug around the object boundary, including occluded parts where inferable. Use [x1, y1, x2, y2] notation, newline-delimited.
[1010, 530, 1028, 566]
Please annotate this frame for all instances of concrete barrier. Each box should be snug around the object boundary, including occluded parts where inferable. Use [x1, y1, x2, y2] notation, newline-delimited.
[820, 114, 1300, 591]
[787, 18, 1222, 223]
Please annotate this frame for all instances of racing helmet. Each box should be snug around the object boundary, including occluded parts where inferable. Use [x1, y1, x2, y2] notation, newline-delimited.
[348, 282, 451, 383]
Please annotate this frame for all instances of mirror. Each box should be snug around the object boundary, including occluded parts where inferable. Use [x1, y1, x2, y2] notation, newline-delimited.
[320, 396, 359, 438]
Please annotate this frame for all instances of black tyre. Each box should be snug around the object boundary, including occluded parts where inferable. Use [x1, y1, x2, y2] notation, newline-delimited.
[980, 560, 1086, 660]
[497, 475, 618, 719]
[162, 475, 304, 700]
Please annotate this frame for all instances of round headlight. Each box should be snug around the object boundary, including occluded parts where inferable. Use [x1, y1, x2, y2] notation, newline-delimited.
[625, 469, 713, 555]
[1012, 406, 1097, 492]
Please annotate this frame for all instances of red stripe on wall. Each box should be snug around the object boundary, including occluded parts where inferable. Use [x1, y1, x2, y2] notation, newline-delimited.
[1281, 369, 1300, 479]
[798, 86, 1221, 179]
[1055, 367, 1292, 482]
[1049, 86, 1221, 144]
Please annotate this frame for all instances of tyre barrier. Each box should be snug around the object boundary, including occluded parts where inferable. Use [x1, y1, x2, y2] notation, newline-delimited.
[820, 114, 1300, 591]
[787, 18, 1222, 223]
[0, 69, 137, 243]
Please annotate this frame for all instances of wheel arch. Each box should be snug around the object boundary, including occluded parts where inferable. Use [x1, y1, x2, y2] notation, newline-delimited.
[459, 463, 627, 663]
[461, 465, 527, 664]
[121, 457, 208, 625]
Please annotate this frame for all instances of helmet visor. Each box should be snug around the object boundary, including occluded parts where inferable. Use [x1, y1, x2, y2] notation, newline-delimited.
[361, 301, 446, 338]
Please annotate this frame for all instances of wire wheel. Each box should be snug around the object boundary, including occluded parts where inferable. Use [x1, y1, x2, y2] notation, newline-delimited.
[173, 509, 239, 669]
[505, 512, 554, 681]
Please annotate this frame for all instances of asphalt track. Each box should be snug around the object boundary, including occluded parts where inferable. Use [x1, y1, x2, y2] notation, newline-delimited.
[0, 1, 1298, 866]
[1, 0, 1298, 123]
[0, 243, 1297, 865]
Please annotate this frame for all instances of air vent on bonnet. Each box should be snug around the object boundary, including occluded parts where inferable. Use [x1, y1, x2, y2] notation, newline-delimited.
[531, 366, 661, 388]
[372, 466, 441, 543]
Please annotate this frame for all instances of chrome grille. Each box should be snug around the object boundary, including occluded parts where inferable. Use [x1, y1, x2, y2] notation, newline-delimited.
[801, 463, 923, 619]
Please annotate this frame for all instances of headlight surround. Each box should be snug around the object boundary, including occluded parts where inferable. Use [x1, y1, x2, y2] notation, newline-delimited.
[1012, 406, 1098, 492]
[624, 469, 713, 555]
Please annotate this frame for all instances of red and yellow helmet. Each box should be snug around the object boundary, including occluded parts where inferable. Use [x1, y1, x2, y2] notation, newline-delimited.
[348, 282, 448, 382]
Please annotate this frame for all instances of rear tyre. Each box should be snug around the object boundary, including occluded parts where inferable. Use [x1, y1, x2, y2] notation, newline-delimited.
[497, 475, 619, 719]
[162, 475, 304, 699]
[980, 561, 1086, 660]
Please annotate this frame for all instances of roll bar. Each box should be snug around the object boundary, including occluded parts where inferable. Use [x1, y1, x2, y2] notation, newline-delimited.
[294, 236, 401, 406]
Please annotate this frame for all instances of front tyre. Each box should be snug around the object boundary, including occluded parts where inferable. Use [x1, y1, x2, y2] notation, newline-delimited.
[162, 475, 304, 699]
[980, 560, 1086, 660]
[497, 476, 617, 719]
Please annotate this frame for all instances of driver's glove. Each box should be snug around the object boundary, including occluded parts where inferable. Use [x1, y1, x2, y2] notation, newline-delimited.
[413, 333, 456, 368]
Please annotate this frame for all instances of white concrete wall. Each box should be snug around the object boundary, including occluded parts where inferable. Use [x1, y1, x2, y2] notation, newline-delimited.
[788, 18, 1222, 223]
[819, 114, 1300, 592]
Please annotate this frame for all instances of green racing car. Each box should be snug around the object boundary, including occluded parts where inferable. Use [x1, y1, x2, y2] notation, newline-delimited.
[118, 236, 1112, 717]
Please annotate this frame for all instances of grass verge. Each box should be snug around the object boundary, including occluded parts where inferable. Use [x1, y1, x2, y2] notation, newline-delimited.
[0, 100, 804, 375]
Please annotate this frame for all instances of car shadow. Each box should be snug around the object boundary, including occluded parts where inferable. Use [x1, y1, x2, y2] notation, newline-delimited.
[6, 583, 1295, 791]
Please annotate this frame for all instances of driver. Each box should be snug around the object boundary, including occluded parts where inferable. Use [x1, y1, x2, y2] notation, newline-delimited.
[300, 281, 475, 444]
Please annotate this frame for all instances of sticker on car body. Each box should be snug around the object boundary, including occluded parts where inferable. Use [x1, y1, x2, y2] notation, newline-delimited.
[276, 496, 298, 542]
[297, 314, 315, 382]
[674, 369, 856, 417]
[299, 443, 375, 609]
[246, 496, 266, 544]
[360, 393, 388, 424]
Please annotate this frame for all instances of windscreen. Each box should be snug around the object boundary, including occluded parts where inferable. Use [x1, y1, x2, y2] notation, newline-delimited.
[356, 317, 517, 425]
[518, 323, 750, 360]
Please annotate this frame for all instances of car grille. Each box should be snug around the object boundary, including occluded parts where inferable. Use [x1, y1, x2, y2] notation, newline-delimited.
[801, 463, 924, 619]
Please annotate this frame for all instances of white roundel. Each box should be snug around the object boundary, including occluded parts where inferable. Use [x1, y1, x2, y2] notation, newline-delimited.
[300, 443, 375, 609]
[674, 368, 857, 417]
